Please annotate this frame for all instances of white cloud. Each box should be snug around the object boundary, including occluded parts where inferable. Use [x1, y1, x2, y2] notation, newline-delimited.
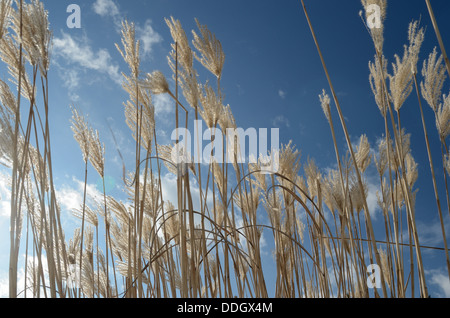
[93, 0, 162, 59]
[427, 268, 450, 298]
[137, 19, 163, 58]
[0, 270, 25, 298]
[92, 0, 123, 33]
[0, 273, 7, 298]
[62, 69, 80, 91]
[56, 176, 104, 214]
[0, 172, 11, 218]
[62, 69, 81, 102]
[271, 115, 290, 128]
[53, 32, 122, 86]
[416, 215, 450, 247]
[0, 255, 50, 298]
[0, 201, 9, 219]
[154, 94, 174, 117]
[0, 169, 105, 222]
[159, 172, 214, 220]
[57, 184, 84, 213]
[93, 0, 120, 18]
[364, 177, 381, 220]
[278, 90, 286, 99]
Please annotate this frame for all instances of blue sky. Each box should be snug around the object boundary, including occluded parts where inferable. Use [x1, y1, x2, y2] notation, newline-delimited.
[1, 0, 450, 297]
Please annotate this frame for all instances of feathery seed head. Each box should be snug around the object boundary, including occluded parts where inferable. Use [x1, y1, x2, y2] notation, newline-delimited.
[218, 104, 236, 133]
[199, 81, 223, 128]
[421, 47, 447, 112]
[295, 175, 308, 203]
[355, 134, 371, 173]
[319, 89, 331, 124]
[11, 0, 52, 75]
[0, 0, 11, 41]
[378, 247, 391, 288]
[123, 81, 155, 150]
[0, 109, 13, 165]
[164, 205, 180, 244]
[70, 106, 90, 163]
[296, 216, 305, 244]
[0, 79, 16, 114]
[248, 154, 270, 191]
[144, 71, 169, 95]
[234, 183, 260, 217]
[29, 142, 49, 191]
[72, 205, 98, 228]
[322, 169, 345, 215]
[211, 159, 226, 197]
[361, 0, 387, 53]
[278, 141, 301, 182]
[89, 129, 105, 178]
[179, 70, 201, 110]
[376, 178, 391, 217]
[350, 178, 368, 213]
[157, 143, 178, 175]
[445, 152, 450, 176]
[192, 18, 225, 80]
[369, 54, 388, 117]
[304, 157, 321, 199]
[0, 36, 35, 101]
[436, 93, 450, 139]
[395, 128, 411, 165]
[374, 137, 389, 176]
[407, 20, 425, 75]
[405, 153, 418, 188]
[165, 16, 194, 75]
[389, 51, 413, 112]
[116, 20, 140, 79]
[389, 21, 424, 112]
[264, 190, 283, 230]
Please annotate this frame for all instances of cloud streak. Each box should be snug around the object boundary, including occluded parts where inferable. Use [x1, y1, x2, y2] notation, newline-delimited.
[0, 172, 11, 219]
[427, 268, 450, 298]
[53, 32, 123, 86]
[272, 115, 290, 128]
[92, 0, 162, 59]
[93, 0, 120, 18]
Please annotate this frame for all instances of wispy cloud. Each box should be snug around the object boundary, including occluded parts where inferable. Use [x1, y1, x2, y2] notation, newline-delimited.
[62, 69, 81, 102]
[416, 215, 450, 247]
[154, 94, 173, 117]
[152, 94, 175, 141]
[137, 19, 163, 58]
[158, 172, 213, 216]
[272, 115, 290, 128]
[93, 0, 162, 59]
[427, 268, 450, 298]
[93, 0, 120, 18]
[0, 256, 49, 298]
[55, 176, 104, 214]
[366, 179, 381, 219]
[0, 172, 11, 219]
[278, 89, 287, 99]
[53, 32, 122, 86]
[92, 0, 122, 30]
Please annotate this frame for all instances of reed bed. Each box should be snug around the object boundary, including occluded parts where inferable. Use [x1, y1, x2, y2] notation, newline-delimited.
[1, 0, 449, 298]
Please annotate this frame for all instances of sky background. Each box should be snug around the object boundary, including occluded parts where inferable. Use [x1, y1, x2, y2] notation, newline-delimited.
[1, 0, 450, 297]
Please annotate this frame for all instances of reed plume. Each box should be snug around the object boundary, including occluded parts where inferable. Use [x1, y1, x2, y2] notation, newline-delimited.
[4, 0, 450, 299]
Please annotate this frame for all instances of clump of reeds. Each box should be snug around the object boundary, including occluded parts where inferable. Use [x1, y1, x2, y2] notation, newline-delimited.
[1, 0, 449, 298]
